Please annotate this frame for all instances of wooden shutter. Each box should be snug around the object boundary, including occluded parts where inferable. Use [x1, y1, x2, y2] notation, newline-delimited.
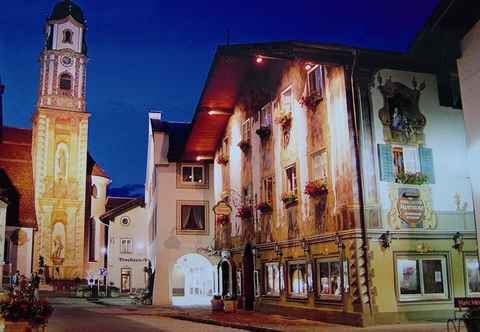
[378, 144, 394, 182]
[419, 147, 435, 184]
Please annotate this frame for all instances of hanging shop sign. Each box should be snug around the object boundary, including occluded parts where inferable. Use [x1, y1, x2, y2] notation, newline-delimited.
[397, 187, 425, 227]
[213, 200, 232, 217]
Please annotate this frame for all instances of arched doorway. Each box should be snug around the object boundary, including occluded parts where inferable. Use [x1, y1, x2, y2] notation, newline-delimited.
[219, 260, 233, 296]
[243, 243, 255, 310]
[171, 254, 213, 306]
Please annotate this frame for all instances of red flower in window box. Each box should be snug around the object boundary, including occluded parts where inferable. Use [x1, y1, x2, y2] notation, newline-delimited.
[217, 153, 229, 165]
[300, 91, 323, 111]
[236, 206, 253, 219]
[281, 191, 297, 207]
[256, 202, 272, 214]
[396, 171, 428, 185]
[237, 140, 251, 153]
[304, 180, 328, 198]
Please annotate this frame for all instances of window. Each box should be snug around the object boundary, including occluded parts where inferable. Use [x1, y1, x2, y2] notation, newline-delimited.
[260, 103, 272, 126]
[317, 259, 341, 299]
[311, 150, 327, 180]
[396, 256, 448, 301]
[392, 146, 420, 179]
[222, 137, 229, 155]
[63, 30, 73, 44]
[465, 256, 480, 296]
[264, 262, 280, 296]
[181, 165, 204, 184]
[242, 184, 252, 205]
[88, 218, 96, 261]
[307, 65, 324, 98]
[120, 238, 133, 254]
[262, 177, 273, 204]
[281, 88, 292, 113]
[120, 216, 130, 226]
[285, 164, 297, 193]
[59, 73, 72, 91]
[176, 200, 209, 235]
[236, 270, 242, 296]
[91, 184, 98, 199]
[288, 261, 307, 297]
[241, 119, 252, 143]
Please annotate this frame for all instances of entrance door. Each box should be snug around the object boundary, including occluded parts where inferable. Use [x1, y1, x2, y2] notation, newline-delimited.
[121, 269, 131, 293]
[243, 243, 255, 310]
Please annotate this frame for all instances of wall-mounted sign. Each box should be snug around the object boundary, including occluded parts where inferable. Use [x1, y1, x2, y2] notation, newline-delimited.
[397, 188, 425, 227]
[213, 201, 232, 217]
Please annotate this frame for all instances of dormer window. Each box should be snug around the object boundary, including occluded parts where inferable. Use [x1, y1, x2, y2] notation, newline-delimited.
[59, 73, 72, 92]
[63, 30, 73, 44]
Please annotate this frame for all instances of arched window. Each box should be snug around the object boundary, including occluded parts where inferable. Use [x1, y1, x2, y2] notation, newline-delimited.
[91, 184, 98, 198]
[88, 218, 96, 262]
[63, 30, 73, 44]
[59, 73, 72, 91]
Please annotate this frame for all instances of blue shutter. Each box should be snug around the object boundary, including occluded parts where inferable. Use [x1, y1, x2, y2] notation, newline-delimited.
[378, 144, 394, 182]
[419, 147, 435, 184]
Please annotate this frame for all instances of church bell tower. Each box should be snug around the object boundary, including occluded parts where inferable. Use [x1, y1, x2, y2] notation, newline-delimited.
[32, 0, 89, 279]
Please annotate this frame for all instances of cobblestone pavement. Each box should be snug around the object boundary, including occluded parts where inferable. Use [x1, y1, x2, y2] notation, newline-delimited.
[44, 296, 464, 332]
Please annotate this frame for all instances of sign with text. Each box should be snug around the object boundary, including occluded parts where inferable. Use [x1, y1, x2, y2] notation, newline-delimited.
[213, 201, 232, 217]
[397, 188, 425, 227]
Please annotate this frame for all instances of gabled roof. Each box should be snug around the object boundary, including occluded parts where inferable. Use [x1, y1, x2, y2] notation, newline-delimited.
[100, 196, 145, 222]
[151, 119, 191, 162]
[0, 127, 35, 228]
[87, 153, 109, 179]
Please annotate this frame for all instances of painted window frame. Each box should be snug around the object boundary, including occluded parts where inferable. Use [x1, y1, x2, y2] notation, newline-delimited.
[59, 72, 73, 94]
[120, 238, 133, 254]
[394, 254, 449, 302]
[176, 163, 209, 189]
[392, 145, 420, 180]
[260, 102, 272, 127]
[307, 65, 325, 98]
[62, 29, 73, 44]
[176, 200, 209, 235]
[280, 86, 293, 114]
[285, 163, 298, 194]
[262, 176, 274, 204]
[464, 254, 480, 297]
[241, 119, 252, 143]
[287, 260, 308, 298]
[316, 257, 343, 300]
[311, 149, 328, 181]
[120, 216, 130, 227]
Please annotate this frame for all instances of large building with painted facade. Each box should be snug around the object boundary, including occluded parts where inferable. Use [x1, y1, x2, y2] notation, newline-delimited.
[147, 38, 478, 329]
[0, 1, 111, 282]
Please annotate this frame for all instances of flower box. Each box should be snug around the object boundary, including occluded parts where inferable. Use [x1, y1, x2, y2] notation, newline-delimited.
[236, 206, 253, 219]
[217, 154, 229, 165]
[304, 180, 328, 198]
[256, 202, 272, 214]
[396, 171, 428, 185]
[237, 140, 251, 153]
[300, 92, 323, 110]
[255, 126, 271, 140]
[276, 112, 292, 131]
[281, 191, 297, 207]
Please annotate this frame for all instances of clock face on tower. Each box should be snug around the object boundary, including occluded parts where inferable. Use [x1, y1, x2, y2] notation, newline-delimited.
[61, 56, 73, 67]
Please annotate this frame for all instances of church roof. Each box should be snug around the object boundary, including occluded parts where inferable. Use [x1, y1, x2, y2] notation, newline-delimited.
[49, 0, 85, 25]
[87, 153, 109, 179]
[0, 127, 36, 228]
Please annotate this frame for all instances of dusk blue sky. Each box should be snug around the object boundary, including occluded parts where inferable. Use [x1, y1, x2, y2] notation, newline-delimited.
[0, 0, 439, 195]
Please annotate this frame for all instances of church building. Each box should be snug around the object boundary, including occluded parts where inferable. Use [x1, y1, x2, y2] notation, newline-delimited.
[0, 0, 110, 282]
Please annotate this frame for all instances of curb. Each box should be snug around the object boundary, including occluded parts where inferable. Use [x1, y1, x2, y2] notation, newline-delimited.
[164, 314, 283, 332]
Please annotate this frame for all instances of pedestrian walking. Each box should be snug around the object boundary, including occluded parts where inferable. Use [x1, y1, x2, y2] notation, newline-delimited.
[31, 272, 40, 300]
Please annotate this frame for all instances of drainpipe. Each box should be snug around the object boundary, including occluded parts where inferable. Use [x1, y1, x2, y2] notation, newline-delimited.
[349, 50, 374, 315]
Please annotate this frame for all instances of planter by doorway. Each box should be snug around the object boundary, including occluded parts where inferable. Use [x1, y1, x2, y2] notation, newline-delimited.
[223, 298, 237, 313]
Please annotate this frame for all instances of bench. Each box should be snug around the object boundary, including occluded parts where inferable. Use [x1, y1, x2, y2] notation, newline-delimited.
[447, 297, 480, 332]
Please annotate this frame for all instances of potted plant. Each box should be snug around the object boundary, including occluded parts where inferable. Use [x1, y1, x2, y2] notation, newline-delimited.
[281, 191, 297, 207]
[255, 126, 271, 140]
[300, 91, 323, 111]
[237, 140, 250, 153]
[236, 206, 253, 219]
[464, 309, 480, 332]
[217, 153, 229, 165]
[211, 295, 224, 312]
[223, 294, 237, 313]
[276, 112, 292, 131]
[396, 171, 428, 185]
[256, 202, 272, 214]
[1, 286, 54, 332]
[304, 179, 328, 198]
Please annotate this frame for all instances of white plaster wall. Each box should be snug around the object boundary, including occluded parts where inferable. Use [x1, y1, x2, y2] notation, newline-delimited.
[152, 163, 215, 304]
[370, 69, 474, 230]
[108, 206, 148, 290]
[458, 19, 480, 250]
